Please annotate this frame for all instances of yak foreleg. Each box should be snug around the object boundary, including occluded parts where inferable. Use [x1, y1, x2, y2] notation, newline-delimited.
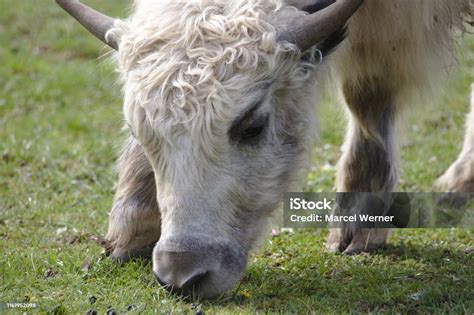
[326, 78, 398, 254]
[105, 136, 161, 262]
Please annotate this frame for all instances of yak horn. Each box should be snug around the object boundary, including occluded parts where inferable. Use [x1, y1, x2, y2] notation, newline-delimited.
[279, 0, 364, 51]
[56, 0, 119, 50]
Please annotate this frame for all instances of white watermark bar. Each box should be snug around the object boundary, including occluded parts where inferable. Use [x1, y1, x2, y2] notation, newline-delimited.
[1, 302, 39, 310]
[283, 192, 473, 228]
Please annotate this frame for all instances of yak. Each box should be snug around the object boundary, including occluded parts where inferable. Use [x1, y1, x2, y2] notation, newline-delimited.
[56, 0, 473, 298]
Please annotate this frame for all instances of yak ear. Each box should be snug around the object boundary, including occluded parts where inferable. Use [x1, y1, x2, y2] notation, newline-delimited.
[315, 25, 347, 56]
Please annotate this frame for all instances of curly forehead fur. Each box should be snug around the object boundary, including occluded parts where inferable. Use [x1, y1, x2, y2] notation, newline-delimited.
[111, 0, 312, 145]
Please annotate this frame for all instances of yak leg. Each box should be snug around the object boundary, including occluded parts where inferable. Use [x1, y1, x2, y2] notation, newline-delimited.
[105, 136, 161, 262]
[435, 84, 474, 197]
[326, 78, 398, 255]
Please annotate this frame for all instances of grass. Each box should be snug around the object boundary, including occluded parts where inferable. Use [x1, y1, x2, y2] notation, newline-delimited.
[1, 1, 473, 313]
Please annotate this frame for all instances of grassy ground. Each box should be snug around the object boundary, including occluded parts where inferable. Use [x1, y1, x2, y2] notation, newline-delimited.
[1, 1, 473, 314]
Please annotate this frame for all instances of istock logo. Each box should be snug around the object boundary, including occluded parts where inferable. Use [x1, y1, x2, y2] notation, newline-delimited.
[289, 197, 333, 210]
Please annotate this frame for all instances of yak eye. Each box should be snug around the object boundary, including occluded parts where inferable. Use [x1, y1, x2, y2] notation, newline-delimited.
[229, 92, 272, 145]
[229, 108, 269, 145]
[240, 115, 268, 141]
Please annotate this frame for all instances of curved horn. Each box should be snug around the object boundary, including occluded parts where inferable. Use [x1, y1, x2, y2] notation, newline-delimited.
[280, 0, 364, 51]
[56, 0, 119, 50]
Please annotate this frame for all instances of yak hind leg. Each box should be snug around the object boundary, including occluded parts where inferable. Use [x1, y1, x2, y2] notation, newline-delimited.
[105, 136, 161, 262]
[435, 84, 474, 204]
[326, 77, 398, 255]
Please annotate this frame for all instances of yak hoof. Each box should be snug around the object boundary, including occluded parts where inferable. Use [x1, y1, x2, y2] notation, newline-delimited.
[325, 228, 389, 254]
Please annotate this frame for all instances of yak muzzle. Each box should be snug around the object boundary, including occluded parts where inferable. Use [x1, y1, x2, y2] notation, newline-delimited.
[152, 238, 247, 299]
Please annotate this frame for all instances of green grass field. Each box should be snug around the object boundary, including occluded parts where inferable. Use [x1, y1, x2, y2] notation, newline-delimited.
[1, 1, 473, 314]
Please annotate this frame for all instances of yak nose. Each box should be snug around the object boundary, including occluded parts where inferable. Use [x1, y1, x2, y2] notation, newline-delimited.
[153, 251, 209, 295]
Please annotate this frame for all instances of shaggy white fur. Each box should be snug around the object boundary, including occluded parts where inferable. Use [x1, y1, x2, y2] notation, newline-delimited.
[331, 0, 472, 140]
[110, 0, 313, 158]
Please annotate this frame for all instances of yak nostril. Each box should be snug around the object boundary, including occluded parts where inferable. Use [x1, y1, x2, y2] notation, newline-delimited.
[153, 250, 210, 295]
[154, 270, 208, 295]
[181, 271, 208, 291]
[154, 271, 168, 289]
